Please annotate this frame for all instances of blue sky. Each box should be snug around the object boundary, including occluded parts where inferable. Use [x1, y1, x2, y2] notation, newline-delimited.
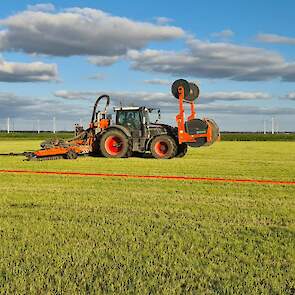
[0, 0, 295, 131]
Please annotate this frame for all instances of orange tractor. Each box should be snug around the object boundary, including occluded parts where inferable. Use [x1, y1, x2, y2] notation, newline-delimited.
[25, 79, 219, 160]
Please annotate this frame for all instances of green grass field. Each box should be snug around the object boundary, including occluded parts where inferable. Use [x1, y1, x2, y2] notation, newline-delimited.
[0, 140, 294, 294]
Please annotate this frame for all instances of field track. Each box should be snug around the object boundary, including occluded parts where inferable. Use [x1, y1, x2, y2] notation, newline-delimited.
[1, 169, 294, 186]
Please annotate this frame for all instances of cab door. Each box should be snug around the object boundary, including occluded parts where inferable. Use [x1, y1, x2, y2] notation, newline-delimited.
[117, 110, 143, 138]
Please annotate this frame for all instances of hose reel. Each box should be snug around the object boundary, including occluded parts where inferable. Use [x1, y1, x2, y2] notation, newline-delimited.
[171, 79, 200, 102]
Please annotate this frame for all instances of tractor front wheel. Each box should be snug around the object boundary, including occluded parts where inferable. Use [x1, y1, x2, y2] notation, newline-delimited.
[100, 129, 131, 158]
[176, 143, 188, 158]
[150, 135, 177, 159]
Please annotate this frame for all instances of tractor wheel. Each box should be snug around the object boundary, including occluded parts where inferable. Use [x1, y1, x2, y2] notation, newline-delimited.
[150, 135, 177, 159]
[176, 143, 188, 158]
[100, 129, 131, 158]
[65, 149, 78, 160]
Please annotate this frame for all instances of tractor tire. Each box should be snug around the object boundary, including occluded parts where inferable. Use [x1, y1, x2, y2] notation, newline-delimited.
[65, 149, 78, 160]
[176, 143, 188, 158]
[150, 135, 177, 159]
[100, 129, 131, 158]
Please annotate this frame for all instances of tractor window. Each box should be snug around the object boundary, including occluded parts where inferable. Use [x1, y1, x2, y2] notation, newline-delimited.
[117, 111, 141, 129]
[143, 110, 150, 124]
[149, 109, 160, 123]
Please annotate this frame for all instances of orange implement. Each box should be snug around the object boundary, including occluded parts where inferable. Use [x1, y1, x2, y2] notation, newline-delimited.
[175, 83, 219, 146]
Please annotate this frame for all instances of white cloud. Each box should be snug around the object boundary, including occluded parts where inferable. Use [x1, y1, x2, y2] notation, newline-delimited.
[1, 90, 293, 131]
[27, 3, 55, 12]
[0, 8, 184, 57]
[127, 37, 295, 81]
[282, 92, 295, 100]
[0, 58, 58, 82]
[88, 56, 121, 66]
[54, 89, 271, 105]
[211, 29, 234, 39]
[143, 79, 171, 85]
[0, 92, 88, 120]
[202, 91, 270, 101]
[54, 90, 171, 105]
[197, 104, 295, 115]
[53, 89, 295, 117]
[154, 17, 174, 25]
[256, 33, 295, 45]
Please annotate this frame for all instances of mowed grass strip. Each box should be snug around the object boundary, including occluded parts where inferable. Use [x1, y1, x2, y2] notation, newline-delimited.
[0, 173, 294, 294]
[0, 141, 294, 181]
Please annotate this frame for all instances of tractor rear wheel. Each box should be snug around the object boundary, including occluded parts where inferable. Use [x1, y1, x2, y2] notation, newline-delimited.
[176, 143, 188, 158]
[150, 135, 177, 159]
[100, 129, 131, 158]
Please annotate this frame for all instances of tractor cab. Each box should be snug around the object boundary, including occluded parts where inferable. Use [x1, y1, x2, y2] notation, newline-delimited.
[114, 107, 160, 128]
[114, 106, 152, 138]
[115, 107, 143, 129]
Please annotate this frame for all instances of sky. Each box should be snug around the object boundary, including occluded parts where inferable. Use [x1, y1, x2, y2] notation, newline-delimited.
[0, 0, 295, 132]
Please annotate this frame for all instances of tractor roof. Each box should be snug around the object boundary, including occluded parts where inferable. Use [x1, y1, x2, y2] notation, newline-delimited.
[114, 106, 145, 111]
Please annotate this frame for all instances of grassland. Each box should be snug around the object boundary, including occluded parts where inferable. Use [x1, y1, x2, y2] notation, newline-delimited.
[0, 139, 294, 294]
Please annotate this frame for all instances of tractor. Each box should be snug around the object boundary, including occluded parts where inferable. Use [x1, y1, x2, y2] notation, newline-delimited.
[25, 79, 219, 160]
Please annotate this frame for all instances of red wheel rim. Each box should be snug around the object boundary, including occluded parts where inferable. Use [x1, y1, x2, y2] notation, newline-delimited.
[154, 141, 169, 157]
[105, 136, 124, 155]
